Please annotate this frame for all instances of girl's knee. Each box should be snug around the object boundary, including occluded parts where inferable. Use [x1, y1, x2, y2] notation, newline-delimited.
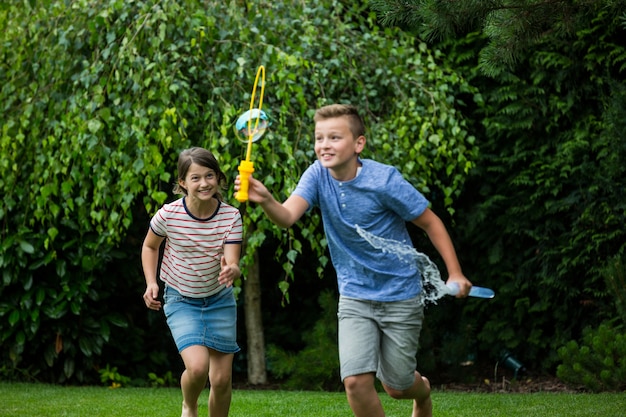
[211, 371, 232, 385]
[209, 373, 232, 394]
[185, 364, 209, 381]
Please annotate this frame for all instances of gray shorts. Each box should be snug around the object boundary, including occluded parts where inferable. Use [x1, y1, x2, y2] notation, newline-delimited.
[338, 295, 424, 390]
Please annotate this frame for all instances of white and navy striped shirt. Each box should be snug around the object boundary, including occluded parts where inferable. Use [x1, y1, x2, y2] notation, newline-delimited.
[150, 197, 243, 298]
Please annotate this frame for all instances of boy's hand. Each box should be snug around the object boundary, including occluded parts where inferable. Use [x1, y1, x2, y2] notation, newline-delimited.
[446, 274, 472, 298]
[234, 174, 307, 228]
[234, 174, 269, 204]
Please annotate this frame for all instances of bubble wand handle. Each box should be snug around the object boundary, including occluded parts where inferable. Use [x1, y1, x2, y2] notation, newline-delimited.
[446, 282, 495, 299]
[236, 65, 265, 203]
[236, 160, 255, 203]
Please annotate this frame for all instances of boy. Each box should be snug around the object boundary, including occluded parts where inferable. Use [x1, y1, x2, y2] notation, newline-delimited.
[236, 104, 471, 417]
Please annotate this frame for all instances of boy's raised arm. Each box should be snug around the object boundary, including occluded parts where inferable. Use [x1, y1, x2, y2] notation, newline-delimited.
[235, 175, 309, 228]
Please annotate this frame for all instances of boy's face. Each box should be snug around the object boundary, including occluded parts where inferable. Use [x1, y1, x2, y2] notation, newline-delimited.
[314, 116, 365, 180]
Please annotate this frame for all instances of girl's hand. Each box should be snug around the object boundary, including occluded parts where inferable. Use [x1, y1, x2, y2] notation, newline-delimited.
[143, 283, 162, 310]
[219, 256, 240, 287]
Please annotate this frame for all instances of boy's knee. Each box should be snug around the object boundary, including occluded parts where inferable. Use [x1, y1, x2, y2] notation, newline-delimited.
[343, 375, 360, 393]
[382, 384, 404, 399]
[382, 373, 431, 400]
[343, 374, 374, 394]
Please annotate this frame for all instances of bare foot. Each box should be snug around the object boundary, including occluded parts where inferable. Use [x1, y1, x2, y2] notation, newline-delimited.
[181, 402, 198, 417]
[412, 377, 432, 417]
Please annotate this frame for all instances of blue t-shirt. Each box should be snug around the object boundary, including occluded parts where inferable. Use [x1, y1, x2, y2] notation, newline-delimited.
[293, 159, 429, 301]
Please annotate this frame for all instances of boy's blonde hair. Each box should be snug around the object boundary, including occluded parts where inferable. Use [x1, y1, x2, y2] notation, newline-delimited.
[314, 104, 365, 138]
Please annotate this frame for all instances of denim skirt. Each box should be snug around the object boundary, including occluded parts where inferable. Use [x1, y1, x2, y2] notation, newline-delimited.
[163, 285, 240, 354]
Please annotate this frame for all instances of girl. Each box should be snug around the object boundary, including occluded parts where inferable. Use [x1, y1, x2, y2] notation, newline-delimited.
[142, 147, 242, 417]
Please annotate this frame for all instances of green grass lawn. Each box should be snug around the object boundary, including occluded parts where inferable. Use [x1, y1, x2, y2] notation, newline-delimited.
[1, 382, 624, 416]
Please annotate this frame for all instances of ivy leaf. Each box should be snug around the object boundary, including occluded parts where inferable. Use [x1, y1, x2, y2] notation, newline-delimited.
[18, 241, 35, 254]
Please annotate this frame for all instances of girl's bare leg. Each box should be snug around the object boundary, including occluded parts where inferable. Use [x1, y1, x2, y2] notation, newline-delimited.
[180, 346, 210, 417]
[207, 350, 234, 417]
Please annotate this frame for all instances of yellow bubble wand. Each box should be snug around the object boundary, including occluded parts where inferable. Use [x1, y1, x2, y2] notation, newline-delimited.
[235, 65, 268, 203]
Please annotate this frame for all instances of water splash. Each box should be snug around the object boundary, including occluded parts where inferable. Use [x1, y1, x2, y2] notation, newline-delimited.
[355, 225, 449, 305]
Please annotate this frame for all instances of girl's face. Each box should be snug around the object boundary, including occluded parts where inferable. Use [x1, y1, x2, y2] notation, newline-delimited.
[178, 162, 219, 203]
[314, 116, 365, 180]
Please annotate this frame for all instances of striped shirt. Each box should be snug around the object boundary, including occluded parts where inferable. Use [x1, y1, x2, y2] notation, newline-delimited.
[150, 197, 243, 298]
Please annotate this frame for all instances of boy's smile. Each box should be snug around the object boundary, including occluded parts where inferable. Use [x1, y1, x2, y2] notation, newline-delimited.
[314, 116, 365, 181]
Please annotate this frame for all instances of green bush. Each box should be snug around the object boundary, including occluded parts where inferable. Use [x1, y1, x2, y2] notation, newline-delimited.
[602, 256, 626, 326]
[556, 322, 626, 392]
[266, 290, 341, 391]
[439, 5, 626, 371]
[98, 364, 131, 388]
[1, 0, 475, 385]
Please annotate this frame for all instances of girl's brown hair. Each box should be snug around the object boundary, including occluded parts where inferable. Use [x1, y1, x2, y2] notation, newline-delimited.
[173, 147, 226, 201]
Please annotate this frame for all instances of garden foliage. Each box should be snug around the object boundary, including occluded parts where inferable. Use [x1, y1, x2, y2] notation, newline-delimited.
[557, 322, 626, 392]
[4, 0, 623, 389]
[451, 4, 626, 370]
[0, 0, 475, 383]
[266, 290, 341, 391]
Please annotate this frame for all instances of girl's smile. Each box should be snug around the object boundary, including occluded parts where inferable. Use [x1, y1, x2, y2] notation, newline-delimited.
[179, 162, 219, 217]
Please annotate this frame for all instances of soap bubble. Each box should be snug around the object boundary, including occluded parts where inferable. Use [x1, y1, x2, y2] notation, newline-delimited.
[235, 108, 270, 143]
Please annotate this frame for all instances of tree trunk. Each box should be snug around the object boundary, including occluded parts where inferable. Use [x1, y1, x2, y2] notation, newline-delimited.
[244, 248, 267, 384]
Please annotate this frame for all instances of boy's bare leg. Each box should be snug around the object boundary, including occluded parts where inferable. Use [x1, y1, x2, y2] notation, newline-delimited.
[180, 346, 210, 417]
[411, 375, 432, 417]
[382, 371, 432, 417]
[344, 373, 385, 417]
